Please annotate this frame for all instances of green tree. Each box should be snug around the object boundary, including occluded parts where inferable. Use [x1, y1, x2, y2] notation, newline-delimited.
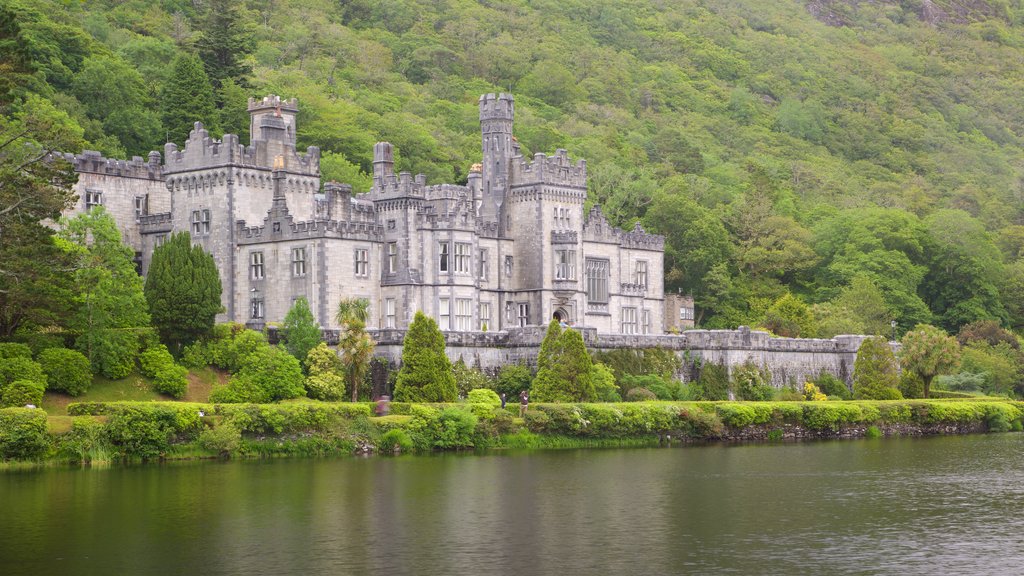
[899, 324, 962, 399]
[0, 95, 81, 339]
[762, 293, 817, 338]
[304, 342, 345, 401]
[161, 53, 218, 146]
[853, 336, 902, 400]
[196, 0, 255, 87]
[282, 297, 320, 367]
[531, 328, 595, 402]
[393, 311, 455, 402]
[335, 297, 374, 401]
[213, 345, 305, 402]
[144, 232, 223, 355]
[216, 78, 250, 142]
[37, 347, 91, 396]
[60, 208, 151, 379]
[536, 319, 562, 374]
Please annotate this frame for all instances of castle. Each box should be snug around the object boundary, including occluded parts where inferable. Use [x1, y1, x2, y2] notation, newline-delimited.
[61, 94, 671, 336]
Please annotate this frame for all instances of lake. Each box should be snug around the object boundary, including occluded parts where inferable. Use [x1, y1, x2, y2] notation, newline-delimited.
[2, 434, 1023, 575]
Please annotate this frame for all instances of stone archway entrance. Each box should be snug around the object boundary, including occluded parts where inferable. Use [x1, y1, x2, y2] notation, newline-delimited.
[553, 308, 569, 324]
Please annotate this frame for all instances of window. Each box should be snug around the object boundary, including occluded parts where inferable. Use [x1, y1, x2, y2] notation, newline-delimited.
[505, 301, 513, 323]
[439, 298, 450, 330]
[555, 249, 576, 280]
[480, 302, 491, 330]
[642, 310, 652, 334]
[201, 210, 211, 234]
[505, 255, 513, 277]
[454, 243, 471, 273]
[191, 211, 201, 235]
[517, 303, 530, 327]
[585, 259, 609, 303]
[635, 261, 648, 288]
[354, 248, 369, 277]
[478, 249, 488, 280]
[455, 298, 472, 331]
[85, 190, 103, 210]
[553, 207, 571, 229]
[134, 196, 147, 220]
[387, 219, 396, 230]
[385, 298, 396, 328]
[154, 234, 167, 248]
[251, 298, 264, 319]
[387, 242, 397, 274]
[191, 210, 211, 236]
[292, 247, 306, 277]
[439, 242, 450, 272]
[621, 307, 638, 334]
[680, 307, 694, 320]
[250, 252, 264, 280]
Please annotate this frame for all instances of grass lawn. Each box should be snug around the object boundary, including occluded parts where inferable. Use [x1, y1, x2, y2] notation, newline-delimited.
[41, 367, 226, 415]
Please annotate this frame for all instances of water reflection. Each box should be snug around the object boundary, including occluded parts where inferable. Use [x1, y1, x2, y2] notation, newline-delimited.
[2, 435, 1023, 575]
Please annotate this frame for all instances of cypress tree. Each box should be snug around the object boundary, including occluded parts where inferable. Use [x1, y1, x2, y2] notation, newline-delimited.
[282, 297, 321, 367]
[393, 311, 456, 402]
[196, 0, 255, 87]
[536, 319, 562, 374]
[161, 53, 219, 146]
[531, 328, 595, 402]
[144, 232, 223, 355]
[853, 336, 902, 400]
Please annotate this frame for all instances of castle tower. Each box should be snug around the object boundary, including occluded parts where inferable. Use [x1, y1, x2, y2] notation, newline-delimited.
[248, 95, 298, 146]
[373, 142, 395, 190]
[479, 93, 514, 224]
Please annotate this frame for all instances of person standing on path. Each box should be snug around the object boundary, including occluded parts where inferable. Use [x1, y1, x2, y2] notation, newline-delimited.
[519, 390, 529, 417]
[500, 392, 507, 409]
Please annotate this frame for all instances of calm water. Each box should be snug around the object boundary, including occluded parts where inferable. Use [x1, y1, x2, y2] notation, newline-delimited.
[3, 435, 1024, 575]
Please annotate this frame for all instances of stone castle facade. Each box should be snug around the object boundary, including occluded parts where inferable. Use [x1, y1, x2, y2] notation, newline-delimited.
[62, 94, 670, 336]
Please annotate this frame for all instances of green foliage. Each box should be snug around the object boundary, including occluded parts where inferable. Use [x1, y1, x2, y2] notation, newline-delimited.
[0, 356, 46, 394]
[853, 337, 902, 400]
[732, 363, 774, 401]
[57, 416, 109, 463]
[625, 387, 657, 402]
[378, 428, 414, 453]
[60, 209, 151, 379]
[433, 408, 478, 449]
[763, 293, 817, 338]
[814, 372, 851, 400]
[37, 347, 91, 396]
[2, 379, 45, 407]
[493, 364, 532, 397]
[162, 53, 218, 145]
[532, 328, 595, 402]
[211, 345, 305, 403]
[394, 311, 455, 402]
[619, 374, 688, 401]
[900, 324, 963, 399]
[467, 388, 501, 406]
[104, 404, 203, 459]
[590, 347, 681, 382]
[0, 343, 32, 359]
[198, 422, 241, 456]
[335, 298, 374, 401]
[282, 297, 320, 367]
[899, 371, 926, 399]
[0, 408, 49, 459]
[139, 344, 188, 398]
[144, 232, 223, 354]
[453, 359, 492, 398]
[696, 362, 730, 401]
[196, 0, 255, 87]
[590, 363, 621, 402]
[304, 343, 345, 401]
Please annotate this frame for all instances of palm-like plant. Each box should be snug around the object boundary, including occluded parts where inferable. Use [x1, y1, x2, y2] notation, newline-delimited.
[336, 298, 374, 401]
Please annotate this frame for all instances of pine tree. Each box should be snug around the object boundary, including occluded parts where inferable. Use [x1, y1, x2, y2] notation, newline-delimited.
[144, 232, 222, 355]
[536, 319, 562, 374]
[60, 208, 152, 379]
[161, 53, 218, 146]
[196, 0, 254, 87]
[531, 328, 595, 402]
[282, 297, 320, 367]
[393, 311, 456, 402]
[853, 336, 902, 400]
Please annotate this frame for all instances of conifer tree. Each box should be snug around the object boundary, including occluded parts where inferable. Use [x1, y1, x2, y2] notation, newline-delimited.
[144, 232, 222, 355]
[536, 319, 562, 374]
[531, 328, 595, 402]
[196, 0, 255, 87]
[161, 53, 218, 146]
[282, 297, 320, 367]
[60, 208, 152, 379]
[853, 336, 902, 400]
[393, 311, 456, 402]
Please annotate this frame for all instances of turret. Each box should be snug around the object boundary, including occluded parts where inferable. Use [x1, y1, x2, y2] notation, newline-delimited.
[373, 142, 395, 190]
[479, 93, 515, 222]
[248, 95, 298, 146]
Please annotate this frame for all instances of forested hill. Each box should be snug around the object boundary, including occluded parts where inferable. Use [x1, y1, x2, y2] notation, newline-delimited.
[5, 0, 1024, 336]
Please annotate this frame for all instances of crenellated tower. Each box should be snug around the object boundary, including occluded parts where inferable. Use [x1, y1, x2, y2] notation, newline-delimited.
[479, 93, 515, 225]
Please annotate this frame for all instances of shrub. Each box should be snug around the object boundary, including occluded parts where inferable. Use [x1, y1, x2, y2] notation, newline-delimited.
[394, 312, 456, 402]
[591, 363, 621, 402]
[37, 348, 92, 396]
[153, 364, 189, 398]
[696, 362, 729, 400]
[815, 372, 851, 400]
[0, 343, 33, 359]
[493, 364, 532, 397]
[0, 356, 46, 394]
[433, 408, 478, 449]
[378, 429, 414, 453]
[304, 343, 345, 401]
[139, 345, 175, 378]
[58, 417, 109, 463]
[2, 379, 45, 407]
[180, 341, 214, 369]
[898, 372, 926, 398]
[802, 382, 827, 401]
[198, 422, 241, 456]
[0, 408, 50, 459]
[865, 425, 882, 438]
[453, 359, 492, 398]
[467, 388, 501, 406]
[104, 405, 203, 459]
[213, 346, 305, 403]
[621, 374, 674, 400]
[215, 402, 371, 435]
[532, 328, 595, 402]
[524, 410, 552, 433]
[733, 363, 774, 401]
[625, 387, 657, 402]
[854, 336, 901, 400]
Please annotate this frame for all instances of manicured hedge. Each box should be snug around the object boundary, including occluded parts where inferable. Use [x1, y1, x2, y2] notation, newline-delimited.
[215, 402, 371, 434]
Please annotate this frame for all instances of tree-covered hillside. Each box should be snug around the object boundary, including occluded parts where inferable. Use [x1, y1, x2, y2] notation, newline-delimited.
[5, 0, 1024, 335]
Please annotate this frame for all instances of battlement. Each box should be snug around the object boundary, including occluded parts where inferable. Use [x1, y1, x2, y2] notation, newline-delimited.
[139, 211, 173, 233]
[248, 95, 298, 113]
[479, 93, 514, 122]
[163, 121, 319, 176]
[373, 172, 427, 199]
[551, 230, 578, 244]
[60, 150, 163, 180]
[424, 183, 471, 201]
[510, 149, 587, 189]
[236, 216, 384, 242]
[620, 221, 664, 251]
